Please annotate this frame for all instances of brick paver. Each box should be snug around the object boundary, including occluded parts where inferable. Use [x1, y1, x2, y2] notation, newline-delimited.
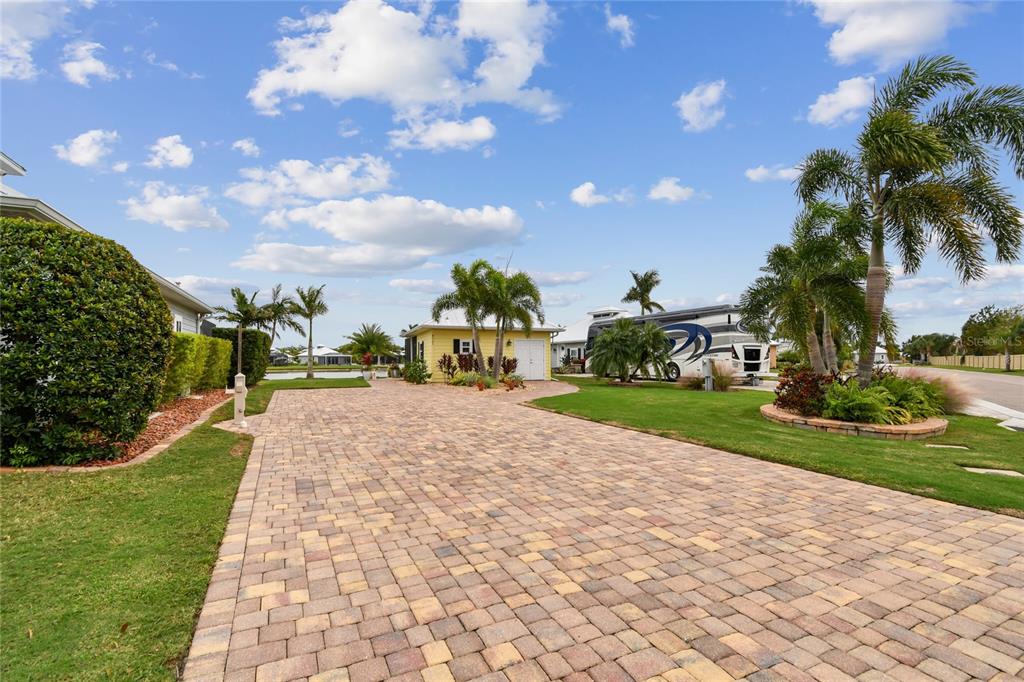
[183, 381, 1024, 681]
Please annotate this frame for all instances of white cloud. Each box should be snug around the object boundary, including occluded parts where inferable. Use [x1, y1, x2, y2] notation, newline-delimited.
[225, 155, 393, 208]
[282, 195, 521, 252]
[674, 79, 726, 132]
[142, 49, 201, 79]
[570, 182, 610, 207]
[338, 119, 360, 138]
[1, 1, 70, 80]
[744, 164, 801, 182]
[111, 161, 129, 173]
[145, 134, 194, 168]
[123, 181, 228, 231]
[807, 75, 875, 127]
[715, 292, 737, 304]
[389, 116, 496, 151]
[171, 275, 250, 300]
[247, 0, 559, 147]
[647, 177, 696, 203]
[604, 4, 634, 48]
[893, 275, 950, 291]
[529, 270, 591, 286]
[233, 243, 431, 276]
[231, 138, 262, 158]
[53, 129, 118, 167]
[238, 194, 522, 276]
[542, 290, 583, 307]
[388, 278, 454, 293]
[61, 41, 117, 86]
[967, 263, 1024, 289]
[804, 0, 970, 69]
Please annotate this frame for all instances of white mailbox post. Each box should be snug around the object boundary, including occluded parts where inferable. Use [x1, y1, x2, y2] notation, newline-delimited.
[234, 373, 248, 428]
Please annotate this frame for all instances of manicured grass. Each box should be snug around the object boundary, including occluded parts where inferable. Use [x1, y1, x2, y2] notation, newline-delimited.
[267, 364, 362, 372]
[535, 377, 1024, 516]
[0, 377, 367, 681]
[929, 364, 1024, 376]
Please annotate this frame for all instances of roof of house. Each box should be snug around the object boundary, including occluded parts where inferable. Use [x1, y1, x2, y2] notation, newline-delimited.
[401, 311, 563, 337]
[0, 152, 213, 315]
[298, 345, 348, 357]
[553, 306, 631, 344]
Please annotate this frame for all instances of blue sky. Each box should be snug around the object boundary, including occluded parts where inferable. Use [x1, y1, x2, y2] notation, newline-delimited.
[3, 0, 1022, 347]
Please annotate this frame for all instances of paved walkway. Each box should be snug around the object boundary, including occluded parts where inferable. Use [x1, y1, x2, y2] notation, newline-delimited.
[184, 381, 1024, 682]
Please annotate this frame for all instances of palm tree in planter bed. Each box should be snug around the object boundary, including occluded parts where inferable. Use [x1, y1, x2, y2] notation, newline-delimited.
[291, 284, 329, 380]
[484, 268, 545, 380]
[798, 55, 1024, 385]
[431, 259, 491, 374]
[213, 287, 273, 378]
[265, 284, 304, 345]
[346, 323, 394, 378]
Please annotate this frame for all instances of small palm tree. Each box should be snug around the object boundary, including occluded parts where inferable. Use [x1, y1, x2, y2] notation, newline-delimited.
[739, 204, 875, 374]
[346, 323, 394, 363]
[589, 318, 640, 383]
[634, 322, 671, 380]
[484, 269, 545, 379]
[798, 55, 1024, 385]
[265, 284, 304, 345]
[622, 269, 665, 315]
[292, 285, 329, 379]
[213, 287, 273, 377]
[431, 260, 492, 373]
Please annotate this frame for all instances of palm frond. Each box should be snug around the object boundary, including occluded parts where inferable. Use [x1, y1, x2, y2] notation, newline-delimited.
[874, 54, 974, 115]
[796, 148, 864, 203]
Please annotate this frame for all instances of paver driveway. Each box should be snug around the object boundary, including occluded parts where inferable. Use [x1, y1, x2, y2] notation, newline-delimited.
[183, 381, 1024, 682]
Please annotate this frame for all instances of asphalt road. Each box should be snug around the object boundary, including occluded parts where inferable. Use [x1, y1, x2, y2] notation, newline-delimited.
[897, 366, 1024, 413]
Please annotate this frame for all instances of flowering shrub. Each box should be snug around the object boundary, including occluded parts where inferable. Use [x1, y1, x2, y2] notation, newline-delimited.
[501, 357, 518, 376]
[502, 374, 525, 391]
[774, 365, 834, 416]
[437, 353, 457, 383]
[361, 352, 373, 369]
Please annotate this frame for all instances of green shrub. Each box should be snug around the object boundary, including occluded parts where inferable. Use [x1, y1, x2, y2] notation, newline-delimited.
[822, 383, 910, 425]
[875, 375, 943, 419]
[161, 333, 200, 404]
[199, 337, 232, 390]
[0, 218, 172, 465]
[212, 327, 271, 387]
[190, 334, 211, 389]
[774, 365, 833, 416]
[403, 359, 430, 384]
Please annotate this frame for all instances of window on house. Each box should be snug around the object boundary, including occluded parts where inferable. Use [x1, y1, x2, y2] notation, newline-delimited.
[174, 315, 183, 333]
[459, 340, 473, 354]
[418, 342, 425, 359]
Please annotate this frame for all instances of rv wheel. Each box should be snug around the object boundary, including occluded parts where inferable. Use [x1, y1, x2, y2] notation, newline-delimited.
[666, 363, 680, 381]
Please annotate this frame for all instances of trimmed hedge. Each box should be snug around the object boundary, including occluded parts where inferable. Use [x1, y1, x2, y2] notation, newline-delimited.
[158, 333, 232, 404]
[0, 218, 172, 466]
[212, 327, 271, 387]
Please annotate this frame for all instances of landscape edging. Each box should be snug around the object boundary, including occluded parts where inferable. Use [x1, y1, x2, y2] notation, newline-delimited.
[760, 403, 948, 440]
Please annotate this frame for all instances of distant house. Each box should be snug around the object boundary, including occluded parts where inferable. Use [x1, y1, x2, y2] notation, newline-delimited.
[401, 311, 563, 381]
[297, 345, 352, 366]
[0, 151, 213, 333]
[269, 349, 294, 365]
[550, 305, 630, 368]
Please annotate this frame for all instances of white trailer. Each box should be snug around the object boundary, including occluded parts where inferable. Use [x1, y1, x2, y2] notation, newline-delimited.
[585, 304, 770, 381]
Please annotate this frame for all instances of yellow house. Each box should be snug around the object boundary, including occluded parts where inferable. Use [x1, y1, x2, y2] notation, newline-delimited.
[401, 312, 563, 381]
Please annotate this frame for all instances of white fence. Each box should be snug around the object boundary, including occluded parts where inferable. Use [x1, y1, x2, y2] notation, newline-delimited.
[930, 354, 1024, 371]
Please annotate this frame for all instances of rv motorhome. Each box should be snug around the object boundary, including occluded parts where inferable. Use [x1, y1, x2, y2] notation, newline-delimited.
[585, 304, 770, 380]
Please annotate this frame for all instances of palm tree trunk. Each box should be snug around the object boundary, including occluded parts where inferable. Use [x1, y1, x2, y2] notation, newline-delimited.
[306, 318, 314, 380]
[236, 325, 244, 376]
[492, 319, 505, 379]
[822, 311, 837, 373]
[805, 329, 827, 374]
[1005, 342, 1012, 372]
[271, 320, 277, 346]
[858, 232, 887, 387]
[471, 325, 486, 374]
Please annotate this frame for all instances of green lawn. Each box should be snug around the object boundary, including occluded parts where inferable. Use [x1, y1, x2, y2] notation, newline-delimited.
[267, 364, 362, 372]
[0, 377, 367, 681]
[929, 364, 1024, 376]
[534, 377, 1024, 517]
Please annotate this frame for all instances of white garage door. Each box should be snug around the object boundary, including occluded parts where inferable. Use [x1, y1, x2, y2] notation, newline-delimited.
[514, 339, 546, 380]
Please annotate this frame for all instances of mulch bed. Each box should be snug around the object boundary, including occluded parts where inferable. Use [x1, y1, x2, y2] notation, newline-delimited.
[85, 390, 230, 467]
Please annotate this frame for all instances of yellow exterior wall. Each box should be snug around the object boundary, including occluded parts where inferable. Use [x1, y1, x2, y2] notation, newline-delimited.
[414, 328, 552, 381]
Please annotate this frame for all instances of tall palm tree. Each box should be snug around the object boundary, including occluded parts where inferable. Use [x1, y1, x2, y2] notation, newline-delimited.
[622, 269, 665, 315]
[484, 269, 545, 379]
[213, 287, 273, 377]
[431, 260, 492, 373]
[798, 55, 1024, 384]
[346, 323, 394, 363]
[739, 204, 874, 374]
[291, 285, 329, 379]
[265, 284, 304, 345]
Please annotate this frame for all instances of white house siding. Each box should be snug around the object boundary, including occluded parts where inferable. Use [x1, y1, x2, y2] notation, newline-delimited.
[168, 301, 201, 334]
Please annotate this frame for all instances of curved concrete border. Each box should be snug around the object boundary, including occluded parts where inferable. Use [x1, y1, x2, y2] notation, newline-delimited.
[761, 403, 948, 440]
